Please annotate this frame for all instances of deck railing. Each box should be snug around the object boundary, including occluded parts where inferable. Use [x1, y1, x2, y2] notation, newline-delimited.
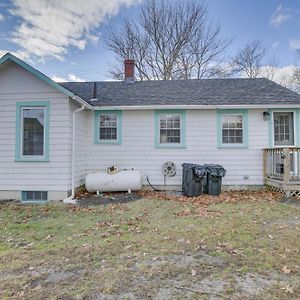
[263, 147, 300, 183]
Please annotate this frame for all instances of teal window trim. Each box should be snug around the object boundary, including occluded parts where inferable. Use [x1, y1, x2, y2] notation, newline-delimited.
[21, 191, 48, 203]
[268, 108, 300, 147]
[94, 110, 122, 144]
[217, 109, 248, 149]
[155, 109, 186, 149]
[15, 101, 50, 162]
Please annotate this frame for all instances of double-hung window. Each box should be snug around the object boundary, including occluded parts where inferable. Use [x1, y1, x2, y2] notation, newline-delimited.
[16, 102, 50, 161]
[94, 111, 122, 144]
[217, 110, 248, 148]
[100, 114, 118, 140]
[155, 110, 186, 148]
[160, 114, 181, 143]
[273, 112, 294, 146]
[222, 115, 243, 144]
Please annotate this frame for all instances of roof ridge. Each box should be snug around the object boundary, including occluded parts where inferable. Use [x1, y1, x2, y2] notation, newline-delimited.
[59, 77, 268, 85]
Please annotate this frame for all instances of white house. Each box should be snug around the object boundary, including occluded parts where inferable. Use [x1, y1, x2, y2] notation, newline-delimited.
[1, 53, 300, 202]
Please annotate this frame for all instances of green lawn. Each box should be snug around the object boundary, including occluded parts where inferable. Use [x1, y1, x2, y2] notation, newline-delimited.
[0, 193, 299, 299]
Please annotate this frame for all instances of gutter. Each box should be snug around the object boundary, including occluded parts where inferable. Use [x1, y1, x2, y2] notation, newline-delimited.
[93, 104, 300, 110]
[63, 104, 85, 204]
[72, 95, 93, 110]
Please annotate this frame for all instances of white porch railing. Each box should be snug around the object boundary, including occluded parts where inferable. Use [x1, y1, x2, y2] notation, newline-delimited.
[264, 147, 300, 196]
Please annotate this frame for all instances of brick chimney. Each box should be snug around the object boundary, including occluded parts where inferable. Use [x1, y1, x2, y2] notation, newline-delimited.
[124, 59, 135, 82]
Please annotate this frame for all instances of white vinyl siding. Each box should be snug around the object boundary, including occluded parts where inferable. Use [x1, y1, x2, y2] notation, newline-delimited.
[84, 109, 268, 187]
[70, 101, 87, 188]
[0, 62, 71, 197]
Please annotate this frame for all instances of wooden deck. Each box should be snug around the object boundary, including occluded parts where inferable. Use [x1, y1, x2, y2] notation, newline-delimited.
[263, 147, 300, 196]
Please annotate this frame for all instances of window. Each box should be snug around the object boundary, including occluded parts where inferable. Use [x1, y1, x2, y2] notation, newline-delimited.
[94, 110, 122, 144]
[217, 109, 248, 148]
[222, 115, 243, 144]
[16, 102, 50, 161]
[155, 110, 186, 148]
[22, 107, 45, 156]
[160, 114, 181, 143]
[22, 191, 48, 202]
[273, 112, 294, 146]
[100, 114, 118, 140]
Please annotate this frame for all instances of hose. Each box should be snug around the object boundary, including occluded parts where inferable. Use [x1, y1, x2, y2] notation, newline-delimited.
[146, 176, 163, 192]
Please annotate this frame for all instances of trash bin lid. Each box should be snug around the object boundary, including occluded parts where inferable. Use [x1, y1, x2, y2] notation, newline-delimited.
[204, 164, 226, 177]
[182, 163, 196, 168]
[193, 165, 207, 177]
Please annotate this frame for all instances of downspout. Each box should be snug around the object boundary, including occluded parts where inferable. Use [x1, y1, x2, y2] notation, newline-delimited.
[63, 104, 85, 204]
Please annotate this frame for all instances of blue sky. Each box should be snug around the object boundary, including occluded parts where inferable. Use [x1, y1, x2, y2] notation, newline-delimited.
[0, 0, 299, 82]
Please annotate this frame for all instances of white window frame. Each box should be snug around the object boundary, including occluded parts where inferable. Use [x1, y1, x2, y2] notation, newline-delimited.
[99, 113, 118, 141]
[159, 113, 181, 145]
[272, 111, 296, 147]
[221, 113, 244, 145]
[20, 106, 46, 160]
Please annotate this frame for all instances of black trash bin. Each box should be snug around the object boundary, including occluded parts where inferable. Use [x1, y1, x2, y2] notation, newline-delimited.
[204, 164, 226, 196]
[182, 163, 206, 197]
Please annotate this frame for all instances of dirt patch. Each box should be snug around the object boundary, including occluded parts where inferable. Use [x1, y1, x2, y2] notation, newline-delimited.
[137, 190, 281, 206]
[0, 199, 20, 205]
[75, 189, 281, 208]
[280, 197, 300, 206]
[235, 273, 278, 295]
[137, 251, 226, 270]
[266, 216, 300, 226]
[96, 293, 136, 300]
[77, 192, 141, 207]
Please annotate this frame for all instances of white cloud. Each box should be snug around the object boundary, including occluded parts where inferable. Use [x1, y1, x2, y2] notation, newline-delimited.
[8, 0, 139, 61]
[0, 49, 28, 60]
[259, 65, 298, 90]
[270, 5, 291, 28]
[51, 73, 86, 82]
[0, 14, 4, 21]
[289, 39, 300, 50]
[68, 74, 86, 82]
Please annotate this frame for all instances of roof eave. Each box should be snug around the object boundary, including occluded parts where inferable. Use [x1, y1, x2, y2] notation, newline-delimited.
[92, 104, 300, 110]
[0, 53, 92, 109]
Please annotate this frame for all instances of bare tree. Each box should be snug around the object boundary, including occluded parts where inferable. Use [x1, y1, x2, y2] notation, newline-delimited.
[105, 0, 230, 80]
[260, 56, 279, 81]
[295, 67, 300, 84]
[294, 49, 300, 89]
[232, 40, 267, 78]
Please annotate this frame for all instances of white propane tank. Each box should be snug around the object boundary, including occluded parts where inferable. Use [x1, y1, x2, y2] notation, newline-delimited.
[85, 170, 143, 193]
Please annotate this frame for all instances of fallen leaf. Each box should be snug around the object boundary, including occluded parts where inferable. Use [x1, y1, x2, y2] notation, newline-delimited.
[124, 244, 133, 250]
[45, 235, 54, 241]
[281, 285, 294, 294]
[282, 266, 291, 274]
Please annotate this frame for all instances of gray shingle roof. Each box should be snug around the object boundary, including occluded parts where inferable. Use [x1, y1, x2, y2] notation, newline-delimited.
[59, 78, 300, 107]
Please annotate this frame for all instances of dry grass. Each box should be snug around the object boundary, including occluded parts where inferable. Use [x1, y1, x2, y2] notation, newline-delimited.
[0, 191, 299, 299]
